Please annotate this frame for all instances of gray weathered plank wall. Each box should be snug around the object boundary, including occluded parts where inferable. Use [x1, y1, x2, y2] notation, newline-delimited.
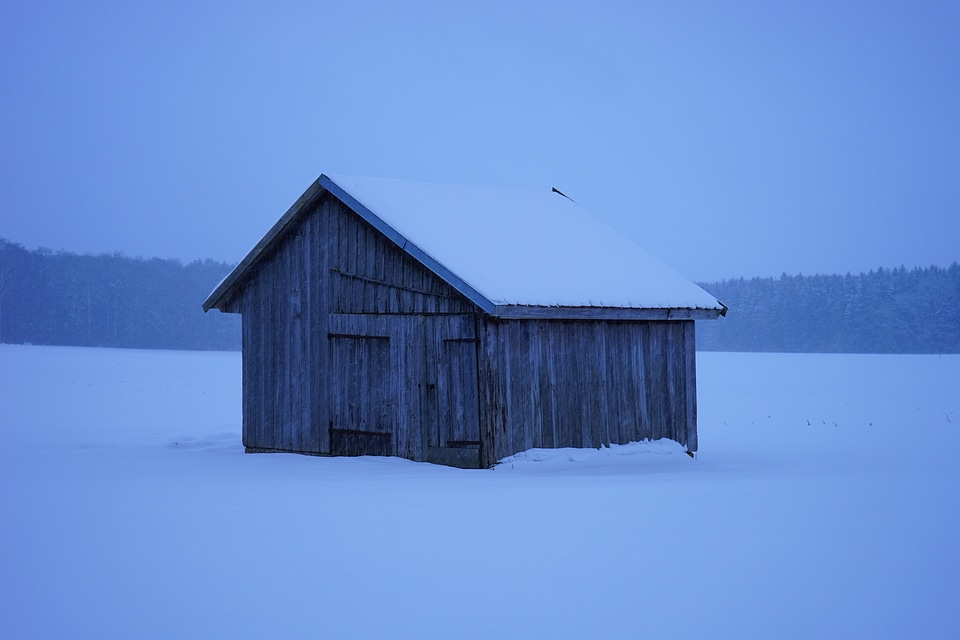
[478, 318, 697, 465]
[327, 312, 479, 463]
[327, 195, 474, 316]
[227, 209, 326, 454]
[223, 189, 698, 467]
[225, 193, 477, 458]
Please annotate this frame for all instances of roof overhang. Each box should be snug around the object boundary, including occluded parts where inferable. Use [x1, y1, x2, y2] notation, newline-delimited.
[203, 174, 497, 314]
[319, 176, 495, 314]
[489, 305, 726, 320]
[202, 177, 328, 312]
[203, 174, 730, 321]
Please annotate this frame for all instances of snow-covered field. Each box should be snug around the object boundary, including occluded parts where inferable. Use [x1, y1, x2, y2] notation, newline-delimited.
[1, 344, 957, 639]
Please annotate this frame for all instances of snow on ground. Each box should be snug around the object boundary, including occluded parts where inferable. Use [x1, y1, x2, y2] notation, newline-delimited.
[1, 344, 957, 639]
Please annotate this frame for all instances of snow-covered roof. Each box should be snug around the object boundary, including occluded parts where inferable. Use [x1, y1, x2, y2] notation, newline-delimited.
[204, 174, 726, 318]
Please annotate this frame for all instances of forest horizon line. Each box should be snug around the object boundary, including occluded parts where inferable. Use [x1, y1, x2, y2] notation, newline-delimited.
[1, 238, 957, 354]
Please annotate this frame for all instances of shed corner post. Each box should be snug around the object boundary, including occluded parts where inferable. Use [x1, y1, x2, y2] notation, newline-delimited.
[476, 315, 500, 468]
[684, 319, 698, 453]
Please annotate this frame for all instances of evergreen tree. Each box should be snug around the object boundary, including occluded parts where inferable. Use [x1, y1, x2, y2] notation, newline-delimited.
[0, 239, 240, 350]
[697, 263, 960, 354]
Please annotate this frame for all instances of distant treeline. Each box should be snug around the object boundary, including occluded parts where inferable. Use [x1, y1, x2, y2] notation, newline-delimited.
[2, 238, 958, 353]
[696, 264, 960, 354]
[0, 239, 240, 350]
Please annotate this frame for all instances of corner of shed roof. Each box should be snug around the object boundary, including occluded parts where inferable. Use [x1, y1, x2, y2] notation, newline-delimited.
[202, 176, 329, 312]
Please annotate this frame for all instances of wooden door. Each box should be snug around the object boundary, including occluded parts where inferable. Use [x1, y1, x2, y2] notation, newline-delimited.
[424, 315, 482, 468]
[326, 313, 481, 466]
[328, 321, 394, 457]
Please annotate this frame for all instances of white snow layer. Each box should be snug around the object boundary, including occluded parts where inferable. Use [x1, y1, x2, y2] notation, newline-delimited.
[2, 345, 958, 639]
[326, 174, 724, 310]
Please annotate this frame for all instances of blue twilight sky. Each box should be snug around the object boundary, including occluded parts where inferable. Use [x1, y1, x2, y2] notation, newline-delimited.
[1, 0, 957, 281]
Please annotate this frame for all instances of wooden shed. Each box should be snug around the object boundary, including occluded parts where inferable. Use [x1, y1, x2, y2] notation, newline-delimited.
[203, 174, 726, 468]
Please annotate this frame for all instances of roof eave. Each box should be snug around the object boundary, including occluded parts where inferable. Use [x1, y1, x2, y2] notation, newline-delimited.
[203, 174, 731, 321]
[489, 305, 727, 320]
[319, 175, 497, 314]
[202, 177, 328, 312]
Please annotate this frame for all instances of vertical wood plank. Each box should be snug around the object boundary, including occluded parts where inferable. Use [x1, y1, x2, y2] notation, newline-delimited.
[667, 321, 683, 445]
[317, 199, 334, 453]
[527, 321, 544, 449]
[406, 315, 425, 460]
[479, 318, 505, 464]
[302, 210, 316, 451]
[684, 320, 698, 452]
[543, 322, 559, 449]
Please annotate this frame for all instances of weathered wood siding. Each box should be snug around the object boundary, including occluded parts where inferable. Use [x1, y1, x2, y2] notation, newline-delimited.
[325, 194, 480, 464]
[223, 189, 699, 467]
[226, 210, 326, 454]
[327, 195, 475, 316]
[327, 312, 480, 464]
[225, 193, 478, 459]
[478, 318, 698, 465]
